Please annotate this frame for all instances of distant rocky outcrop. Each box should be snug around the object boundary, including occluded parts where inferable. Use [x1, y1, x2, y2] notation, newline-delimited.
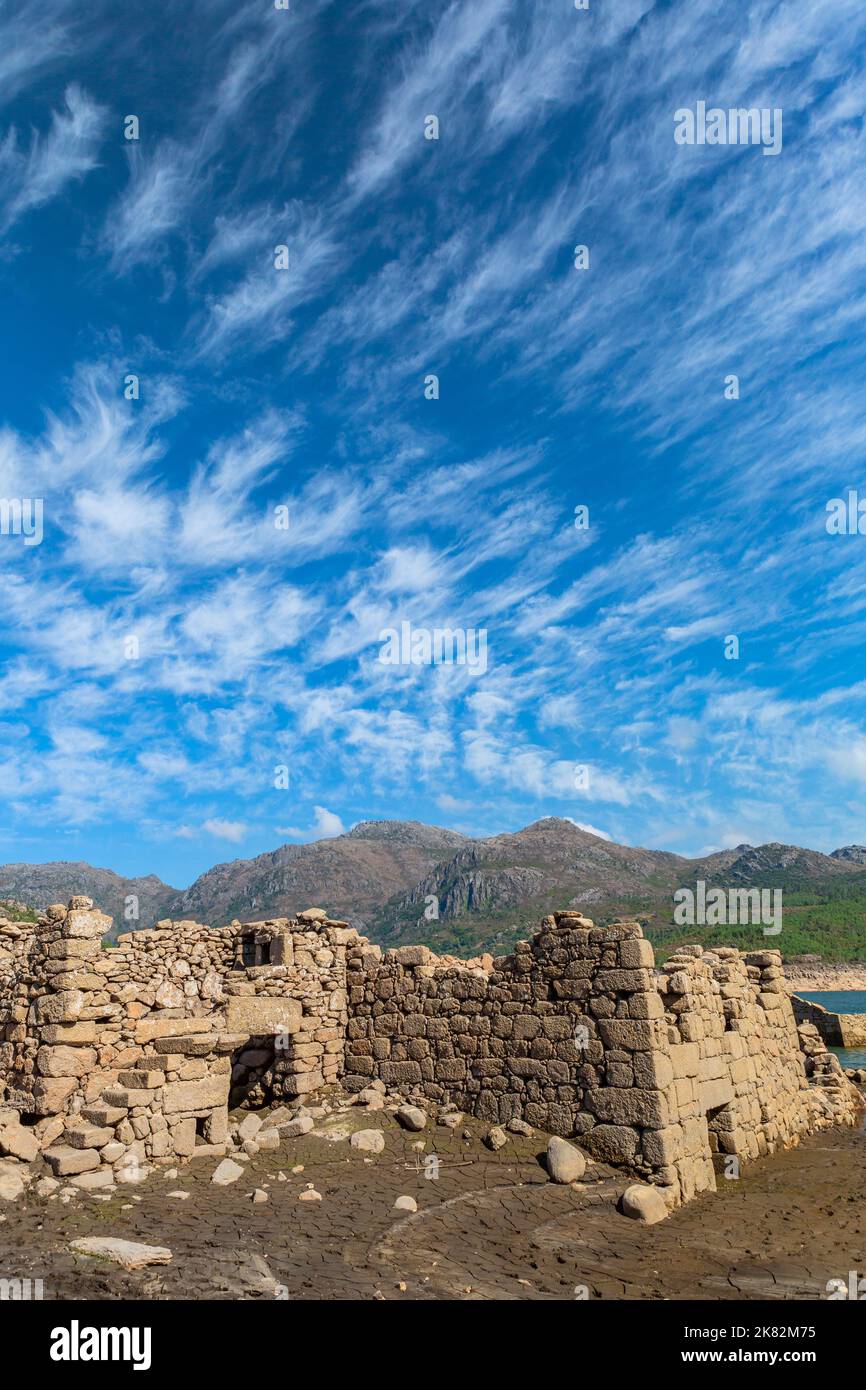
[830, 845, 866, 865]
[0, 864, 175, 936]
[166, 820, 468, 931]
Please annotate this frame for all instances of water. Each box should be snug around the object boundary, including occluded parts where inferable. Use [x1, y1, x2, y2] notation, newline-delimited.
[798, 990, 866, 1069]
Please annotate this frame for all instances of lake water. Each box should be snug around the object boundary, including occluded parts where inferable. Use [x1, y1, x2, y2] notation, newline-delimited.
[798, 990, 866, 1069]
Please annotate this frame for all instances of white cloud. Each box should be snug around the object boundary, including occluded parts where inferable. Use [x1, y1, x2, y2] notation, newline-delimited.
[203, 818, 248, 842]
[0, 85, 105, 232]
[276, 806, 345, 841]
[565, 819, 613, 842]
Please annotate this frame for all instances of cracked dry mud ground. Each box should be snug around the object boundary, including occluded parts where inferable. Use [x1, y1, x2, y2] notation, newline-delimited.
[1, 1119, 863, 1301]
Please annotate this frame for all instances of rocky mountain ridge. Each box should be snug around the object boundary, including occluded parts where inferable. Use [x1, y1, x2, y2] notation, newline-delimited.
[2, 818, 865, 957]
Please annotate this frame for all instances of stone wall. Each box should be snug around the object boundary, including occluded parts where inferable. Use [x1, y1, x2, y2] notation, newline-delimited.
[0, 900, 350, 1182]
[790, 993, 845, 1045]
[790, 991, 866, 1048]
[0, 899, 860, 1206]
[345, 913, 860, 1208]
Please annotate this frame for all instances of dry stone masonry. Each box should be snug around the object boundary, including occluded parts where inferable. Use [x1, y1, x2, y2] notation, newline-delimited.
[0, 900, 860, 1209]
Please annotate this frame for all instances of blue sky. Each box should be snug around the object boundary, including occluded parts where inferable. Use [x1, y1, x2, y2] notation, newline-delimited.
[2, 0, 866, 888]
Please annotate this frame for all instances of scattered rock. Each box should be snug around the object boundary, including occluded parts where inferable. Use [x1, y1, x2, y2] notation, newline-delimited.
[546, 1136, 586, 1184]
[298, 1188, 322, 1201]
[252, 1188, 269, 1203]
[0, 1161, 26, 1201]
[0, 1123, 39, 1163]
[70, 1237, 172, 1270]
[69, 1169, 115, 1191]
[275, 1114, 314, 1138]
[237, 1113, 262, 1141]
[439, 1111, 463, 1129]
[396, 1105, 427, 1131]
[211, 1158, 245, 1186]
[351, 1129, 385, 1154]
[506, 1118, 534, 1137]
[620, 1184, 668, 1224]
[484, 1125, 508, 1151]
[393, 1195, 417, 1212]
[357, 1088, 385, 1110]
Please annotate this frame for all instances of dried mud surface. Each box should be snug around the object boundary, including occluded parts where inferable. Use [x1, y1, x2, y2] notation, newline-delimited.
[1, 1115, 863, 1301]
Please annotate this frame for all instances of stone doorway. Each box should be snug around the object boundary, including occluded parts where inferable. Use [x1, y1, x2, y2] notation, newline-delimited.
[229, 1036, 277, 1110]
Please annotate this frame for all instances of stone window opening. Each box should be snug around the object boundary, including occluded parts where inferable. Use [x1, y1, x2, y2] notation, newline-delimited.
[241, 932, 271, 968]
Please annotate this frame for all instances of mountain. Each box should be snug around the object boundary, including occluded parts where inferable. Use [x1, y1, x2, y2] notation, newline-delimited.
[0, 862, 176, 936]
[3, 820, 866, 961]
[166, 820, 469, 930]
[830, 845, 866, 865]
[367, 821, 866, 958]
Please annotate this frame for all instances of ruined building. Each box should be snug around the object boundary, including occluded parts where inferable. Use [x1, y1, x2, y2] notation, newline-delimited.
[0, 899, 859, 1209]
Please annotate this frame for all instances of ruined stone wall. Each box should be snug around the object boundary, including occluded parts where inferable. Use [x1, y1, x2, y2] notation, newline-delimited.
[0, 899, 860, 1205]
[0, 900, 351, 1182]
[790, 992, 866, 1048]
[346, 913, 861, 1209]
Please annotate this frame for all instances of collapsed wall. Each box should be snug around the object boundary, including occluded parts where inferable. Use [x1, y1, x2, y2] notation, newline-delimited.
[0, 899, 350, 1179]
[0, 899, 859, 1205]
[791, 992, 866, 1048]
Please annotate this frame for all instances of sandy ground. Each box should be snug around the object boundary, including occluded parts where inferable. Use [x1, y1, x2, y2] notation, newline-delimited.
[1, 1110, 863, 1301]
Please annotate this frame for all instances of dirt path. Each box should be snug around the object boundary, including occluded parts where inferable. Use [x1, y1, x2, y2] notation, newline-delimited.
[1, 1118, 863, 1300]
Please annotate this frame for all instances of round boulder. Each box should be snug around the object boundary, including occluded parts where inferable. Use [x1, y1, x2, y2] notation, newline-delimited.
[546, 1135, 586, 1184]
[396, 1105, 427, 1132]
[620, 1183, 669, 1224]
[351, 1129, 385, 1154]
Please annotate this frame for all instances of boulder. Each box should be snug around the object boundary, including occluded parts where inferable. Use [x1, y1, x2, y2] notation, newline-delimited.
[44, 1145, 100, 1177]
[620, 1183, 669, 1224]
[350, 1129, 385, 1154]
[546, 1136, 586, 1184]
[396, 1105, 427, 1132]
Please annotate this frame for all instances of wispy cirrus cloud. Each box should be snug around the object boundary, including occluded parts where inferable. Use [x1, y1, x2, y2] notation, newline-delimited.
[0, 84, 105, 233]
[2, 0, 866, 884]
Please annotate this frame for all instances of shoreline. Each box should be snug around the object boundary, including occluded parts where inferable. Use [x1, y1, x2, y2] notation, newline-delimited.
[784, 964, 866, 993]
